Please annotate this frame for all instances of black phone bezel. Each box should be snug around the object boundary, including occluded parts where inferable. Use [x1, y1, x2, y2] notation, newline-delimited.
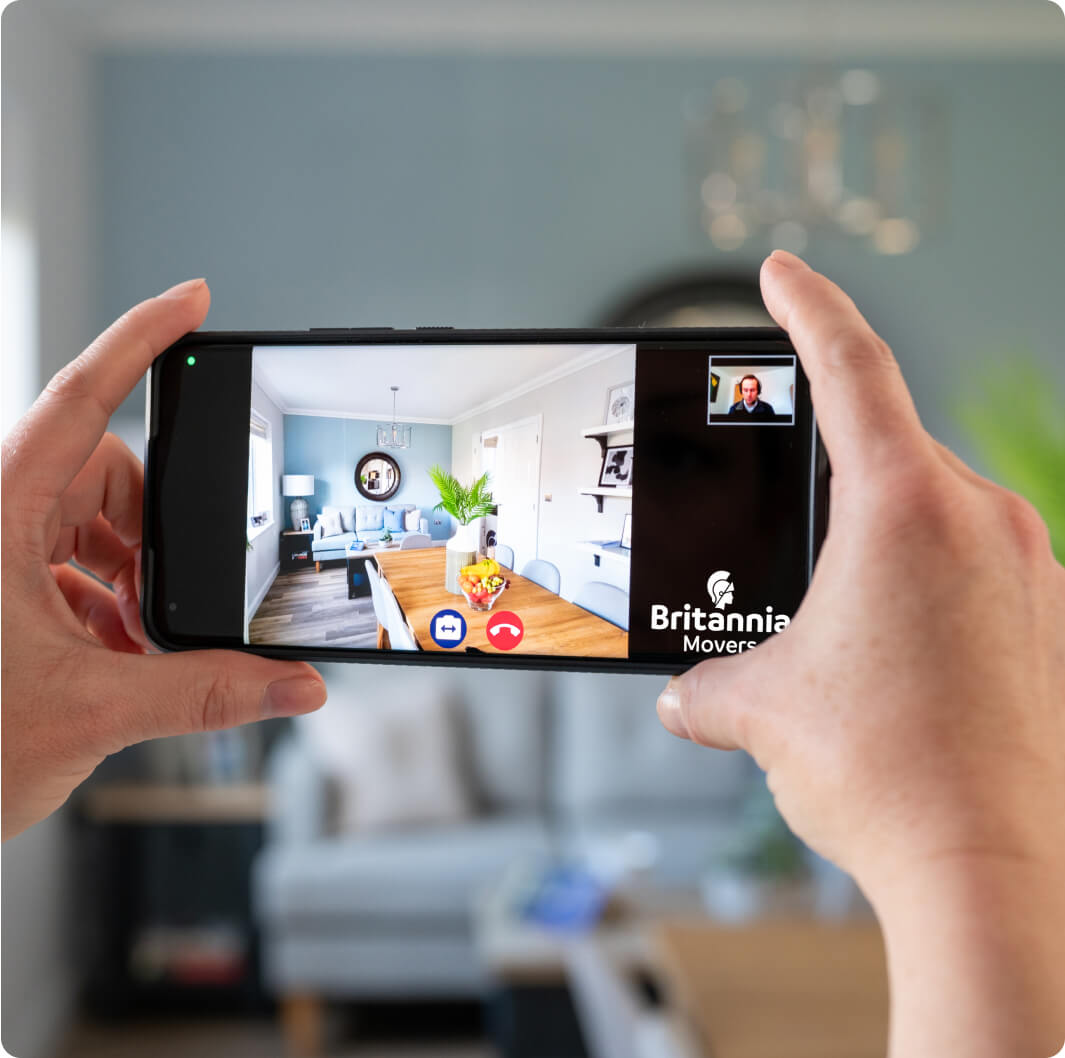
[143, 326, 829, 676]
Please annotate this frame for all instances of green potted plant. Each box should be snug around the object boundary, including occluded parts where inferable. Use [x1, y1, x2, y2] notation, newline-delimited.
[700, 783, 808, 922]
[428, 465, 495, 593]
[954, 355, 1064, 564]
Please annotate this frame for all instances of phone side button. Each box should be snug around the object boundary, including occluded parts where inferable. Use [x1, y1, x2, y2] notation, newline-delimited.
[307, 327, 395, 332]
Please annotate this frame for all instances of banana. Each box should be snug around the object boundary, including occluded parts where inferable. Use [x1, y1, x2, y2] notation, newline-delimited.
[461, 558, 500, 579]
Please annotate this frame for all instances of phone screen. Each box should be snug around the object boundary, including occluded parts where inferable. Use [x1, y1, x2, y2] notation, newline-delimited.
[145, 329, 826, 674]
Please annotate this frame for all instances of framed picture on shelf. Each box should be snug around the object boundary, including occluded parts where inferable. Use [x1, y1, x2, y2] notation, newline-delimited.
[620, 512, 632, 550]
[598, 445, 633, 488]
[299, 517, 311, 532]
[604, 381, 634, 425]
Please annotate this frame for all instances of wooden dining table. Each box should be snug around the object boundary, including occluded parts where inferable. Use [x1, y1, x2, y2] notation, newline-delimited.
[374, 548, 628, 657]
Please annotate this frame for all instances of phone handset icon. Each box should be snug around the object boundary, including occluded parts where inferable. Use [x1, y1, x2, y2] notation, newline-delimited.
[485, 611, 525, 651]
[489, 623, 521, 638]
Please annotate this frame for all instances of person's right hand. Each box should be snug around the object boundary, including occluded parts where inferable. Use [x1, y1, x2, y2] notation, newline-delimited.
[656, 251, 1065, 1052]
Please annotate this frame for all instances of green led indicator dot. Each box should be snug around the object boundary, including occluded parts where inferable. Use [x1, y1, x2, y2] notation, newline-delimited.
[186, 355, 196, 366]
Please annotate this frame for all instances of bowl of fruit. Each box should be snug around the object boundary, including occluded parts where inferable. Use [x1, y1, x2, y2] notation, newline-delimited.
[457, 558, 510, 611]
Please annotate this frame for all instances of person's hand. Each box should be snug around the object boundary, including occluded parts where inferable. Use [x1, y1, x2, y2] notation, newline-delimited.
[1, 280, 328, 841]
[656, 251, 1065, 1054]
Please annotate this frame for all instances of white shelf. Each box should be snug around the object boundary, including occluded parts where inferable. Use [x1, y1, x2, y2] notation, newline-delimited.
[576, 541, 631, 565]
[580, 420, 634, 438]
[579, 486, 632, 512]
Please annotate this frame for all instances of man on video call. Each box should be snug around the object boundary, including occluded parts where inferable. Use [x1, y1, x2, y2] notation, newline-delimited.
[728, 374, 776, 419]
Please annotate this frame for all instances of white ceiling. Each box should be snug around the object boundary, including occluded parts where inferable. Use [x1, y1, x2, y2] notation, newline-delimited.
[44, 0, 1065, 56]
[252, 342, 632, 424]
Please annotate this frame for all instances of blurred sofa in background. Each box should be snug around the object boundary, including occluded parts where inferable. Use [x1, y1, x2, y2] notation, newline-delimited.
[252, 664, 753, 1015]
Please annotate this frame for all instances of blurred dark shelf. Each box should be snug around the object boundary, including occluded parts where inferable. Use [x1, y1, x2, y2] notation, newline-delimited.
[75, 789, 269, 1017]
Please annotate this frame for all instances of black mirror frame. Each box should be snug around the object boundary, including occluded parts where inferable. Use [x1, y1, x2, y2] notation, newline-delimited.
[354, 451, 402, 501]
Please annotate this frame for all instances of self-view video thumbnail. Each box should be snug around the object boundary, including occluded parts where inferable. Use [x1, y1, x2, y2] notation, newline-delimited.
[707, 354, 797, 425]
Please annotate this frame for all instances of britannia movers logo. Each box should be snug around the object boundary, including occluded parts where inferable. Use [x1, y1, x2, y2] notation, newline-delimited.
[649, 570, 790, 655]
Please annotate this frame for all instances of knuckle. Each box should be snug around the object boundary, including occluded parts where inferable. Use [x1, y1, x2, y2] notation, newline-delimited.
[44, 358, 114, 421]
[198, 667, 245, 731]
[822, 324, 894, 377]
[997, 489, 1051, 559]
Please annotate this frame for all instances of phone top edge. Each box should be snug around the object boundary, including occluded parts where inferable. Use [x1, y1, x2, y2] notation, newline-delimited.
[166, 325, 791, 347]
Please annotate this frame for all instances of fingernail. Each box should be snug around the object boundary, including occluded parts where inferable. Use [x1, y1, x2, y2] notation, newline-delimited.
[262, 676, 328, 719]
[765, 249, 808, 271]
[158, 278, 207, 299]
[656, 677, 691, 740]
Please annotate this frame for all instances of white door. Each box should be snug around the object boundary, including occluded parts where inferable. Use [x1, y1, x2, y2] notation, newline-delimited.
[480, 416, 541, 571]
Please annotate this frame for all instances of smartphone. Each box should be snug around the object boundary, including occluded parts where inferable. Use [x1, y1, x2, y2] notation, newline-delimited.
[143, 327, 828, 675]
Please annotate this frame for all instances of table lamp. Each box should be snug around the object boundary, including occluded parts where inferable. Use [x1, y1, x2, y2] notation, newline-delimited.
[282, 475, 315, 531]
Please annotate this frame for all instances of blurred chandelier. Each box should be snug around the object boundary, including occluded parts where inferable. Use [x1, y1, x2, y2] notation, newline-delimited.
[686, 68, 946, 255]
[377, 386, 412, 449]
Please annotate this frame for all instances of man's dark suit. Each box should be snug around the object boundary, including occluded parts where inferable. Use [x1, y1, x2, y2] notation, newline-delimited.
[727, 398, 776, 420]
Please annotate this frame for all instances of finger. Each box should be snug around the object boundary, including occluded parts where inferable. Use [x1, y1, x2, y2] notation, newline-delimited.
[53, 564, 146, 654]
[5, 279, 209, 503]
[57, 433, 143, 549]
[101, 651, 329, 746]
[51, 513, 132, 575]
[50, 515, 148, 649]
[759, 250, 925, 477]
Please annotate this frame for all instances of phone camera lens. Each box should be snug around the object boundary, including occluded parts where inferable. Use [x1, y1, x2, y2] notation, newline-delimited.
[168, 602, 178, 612]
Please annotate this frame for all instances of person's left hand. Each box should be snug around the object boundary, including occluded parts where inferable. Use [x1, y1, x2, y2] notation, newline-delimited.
[1, 279, 328, 840]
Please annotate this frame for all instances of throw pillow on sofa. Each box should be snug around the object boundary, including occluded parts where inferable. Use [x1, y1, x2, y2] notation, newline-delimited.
[321, 505, 355, 533]
[384, 507, 406, 533]
[355, 506, 384, 533]
[320, 509, 345, 538]
[300, 690, 473, 832]
[404, 508, 421, 532]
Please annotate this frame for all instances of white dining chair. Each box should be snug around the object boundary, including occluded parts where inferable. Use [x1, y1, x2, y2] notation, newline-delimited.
[379, 574, 419, 651]
[521, 558, 561, 595]
[364, 559, 390, 646]
[399, 533, 432, 550]
[574, 581, 629, 630]
[494, 543, 515, 569]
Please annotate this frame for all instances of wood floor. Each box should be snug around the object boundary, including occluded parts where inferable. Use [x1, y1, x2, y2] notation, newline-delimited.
[55, 1017, 494, 1058]
[248, 566, 379, 648]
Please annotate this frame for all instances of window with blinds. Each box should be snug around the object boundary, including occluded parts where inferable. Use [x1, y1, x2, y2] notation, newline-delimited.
[248, 411, 274, 531]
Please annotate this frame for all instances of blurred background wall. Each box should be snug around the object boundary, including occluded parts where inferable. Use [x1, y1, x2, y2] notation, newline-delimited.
[3, 3, 1062, 1057]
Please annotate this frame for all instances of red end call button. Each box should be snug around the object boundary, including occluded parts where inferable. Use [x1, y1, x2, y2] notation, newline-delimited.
[485, 611, 525, 650]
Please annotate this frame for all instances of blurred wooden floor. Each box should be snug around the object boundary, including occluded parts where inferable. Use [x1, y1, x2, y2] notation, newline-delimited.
[53, 1017, 495, 1058]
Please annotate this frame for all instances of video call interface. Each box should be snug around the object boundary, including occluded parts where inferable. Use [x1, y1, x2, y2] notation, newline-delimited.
[243, 343, 801, 662]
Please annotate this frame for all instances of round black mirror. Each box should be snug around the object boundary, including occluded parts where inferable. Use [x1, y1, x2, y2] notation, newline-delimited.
[600, 272, 771, 328]
[355, 452, 401, 501]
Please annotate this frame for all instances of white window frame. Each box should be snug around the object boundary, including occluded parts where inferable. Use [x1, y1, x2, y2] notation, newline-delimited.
[247, 409, 275, 541]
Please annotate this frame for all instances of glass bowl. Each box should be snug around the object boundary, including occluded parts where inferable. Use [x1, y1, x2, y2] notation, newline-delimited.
[460, 583, 508, 612]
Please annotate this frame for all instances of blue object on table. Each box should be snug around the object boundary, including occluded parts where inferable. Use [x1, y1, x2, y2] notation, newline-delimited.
[519, 865, 610, 932]
[348, 540, 366, 552]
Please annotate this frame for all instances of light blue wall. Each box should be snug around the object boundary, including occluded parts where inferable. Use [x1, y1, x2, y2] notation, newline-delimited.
[97, 52, 1065, 471]
[283, 415, 453, 539]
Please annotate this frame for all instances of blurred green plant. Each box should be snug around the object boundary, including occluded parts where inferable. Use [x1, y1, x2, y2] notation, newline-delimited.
[717, 782, 807, 880]
[954, 356, 1065, 565]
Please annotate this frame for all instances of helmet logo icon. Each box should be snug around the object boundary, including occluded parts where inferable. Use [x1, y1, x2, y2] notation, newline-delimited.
[707, 570, 735, 610]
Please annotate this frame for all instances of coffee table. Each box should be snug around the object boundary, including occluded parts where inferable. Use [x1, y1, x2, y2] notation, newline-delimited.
[472, 862, 703, 1058]
[473, 862, 887, 1058]
[345, 542, 400, 599]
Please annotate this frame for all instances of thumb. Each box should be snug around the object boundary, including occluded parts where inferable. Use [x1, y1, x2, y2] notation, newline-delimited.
[106, 651, 328, 744]
[759, 250, 925, 478]
[656, 646, 770, 755]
